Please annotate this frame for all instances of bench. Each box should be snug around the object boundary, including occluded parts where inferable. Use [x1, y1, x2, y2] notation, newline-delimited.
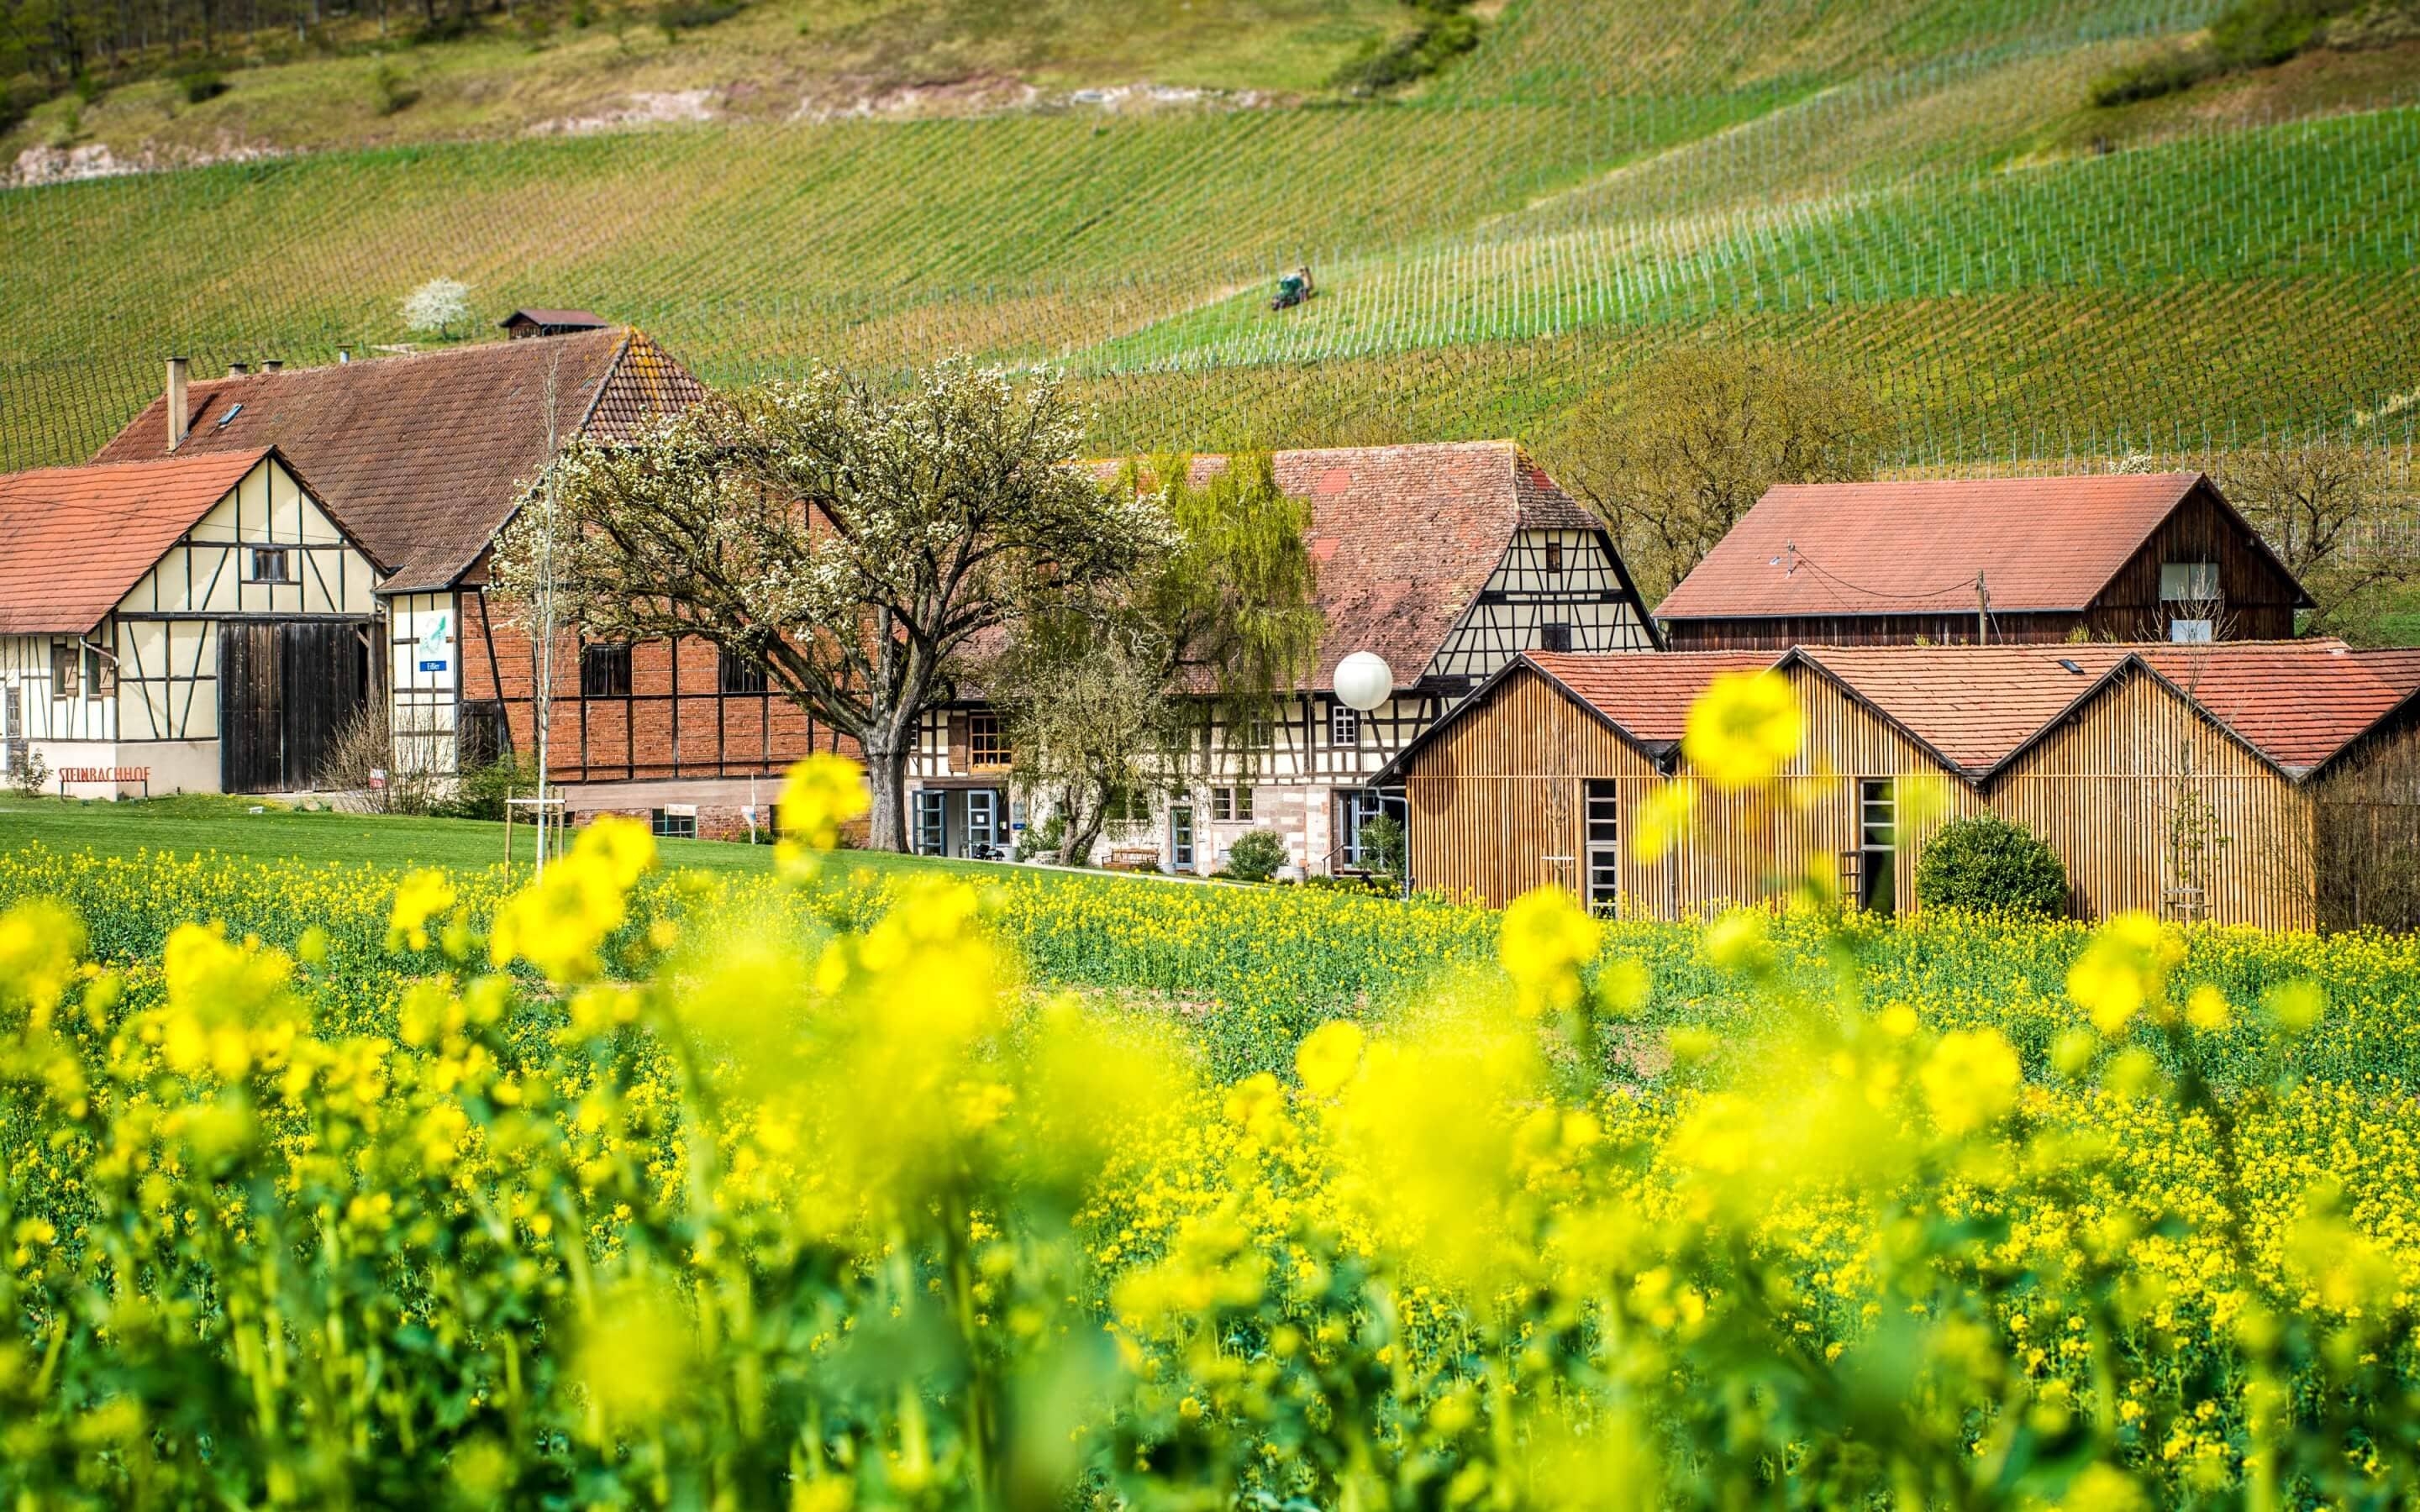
[56, 766, 150, 798]
[1104, 847, 1161, 872]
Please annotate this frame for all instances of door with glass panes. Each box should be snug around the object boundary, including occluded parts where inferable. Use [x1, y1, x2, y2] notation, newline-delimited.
[1169, 804, 1195, 872]
[1857, 779, 1897, 912]
[1583, 780, 1621, 913]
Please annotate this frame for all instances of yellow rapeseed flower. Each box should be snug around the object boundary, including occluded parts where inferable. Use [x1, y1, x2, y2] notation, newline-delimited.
[2065, 912, 2180, 1036]
[1500, 887, 1601, 1017]
[386, 869, 457, 953]
[1630, 778, 1699, 866]
[774, 754, 873, 877]
[1682, 671, 1803, 791]
[1295, 1020, 1365, 1096]
[1920, 1028, 2021, 1137]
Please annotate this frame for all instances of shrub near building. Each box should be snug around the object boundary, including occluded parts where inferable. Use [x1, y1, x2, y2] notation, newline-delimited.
[1916, 814, 2071, 916]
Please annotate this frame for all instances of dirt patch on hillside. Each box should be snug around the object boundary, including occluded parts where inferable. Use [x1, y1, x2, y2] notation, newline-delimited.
[527, 88, 722, 137]
[790, 71, 1279, 123]
[7, 131, 282, 187]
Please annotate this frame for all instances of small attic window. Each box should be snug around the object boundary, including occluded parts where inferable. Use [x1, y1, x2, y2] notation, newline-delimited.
[2058, 658, 2085, 675]
[214, 402, 244, 429]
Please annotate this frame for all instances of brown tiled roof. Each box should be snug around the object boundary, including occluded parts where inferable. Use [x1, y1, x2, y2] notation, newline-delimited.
[1787, 643, 2137, 776]
[1527, 650, 1774, 753]
[0, 451, 271, 633]
[1656, 473, 2303, 620]
[2138, 642, 2420, 775]
[1386, 639, 2420, 789]
[501, 308, 608, 329]
[92, 328, 707, 592]
[1093, 441, 1616, 690]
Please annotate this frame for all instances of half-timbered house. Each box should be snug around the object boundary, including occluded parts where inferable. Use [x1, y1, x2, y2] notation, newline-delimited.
[92, 331, 850, 826]
[1380, 641, 2420, 929]
[904, 441, 1664, 871]
[1655, 474, 2312, 648]
[0, 449, 379, 795]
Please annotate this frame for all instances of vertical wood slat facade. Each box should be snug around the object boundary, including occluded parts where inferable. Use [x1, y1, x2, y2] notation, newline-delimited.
[1401, 660, 2376, 929]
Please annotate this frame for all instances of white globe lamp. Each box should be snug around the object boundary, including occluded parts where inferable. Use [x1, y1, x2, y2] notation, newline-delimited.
[1333, 651, 1394, 713]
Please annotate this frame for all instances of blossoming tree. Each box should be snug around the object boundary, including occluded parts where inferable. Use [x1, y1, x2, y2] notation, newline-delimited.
[492, 359, 1168, 851]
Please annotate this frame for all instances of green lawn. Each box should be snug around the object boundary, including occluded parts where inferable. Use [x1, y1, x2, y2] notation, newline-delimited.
[0, 793, 1026, 883]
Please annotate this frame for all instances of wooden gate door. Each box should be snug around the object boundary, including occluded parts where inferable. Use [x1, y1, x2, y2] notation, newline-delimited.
[281, 620, 371, 790]
[220, 621, 286, 793]
[219, 620, 373, 793]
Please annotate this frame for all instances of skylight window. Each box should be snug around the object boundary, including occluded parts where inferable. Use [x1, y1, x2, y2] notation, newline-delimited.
[214, 403, 244, 429]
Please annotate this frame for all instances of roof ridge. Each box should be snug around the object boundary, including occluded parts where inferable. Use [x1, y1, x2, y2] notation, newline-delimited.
[176, 327, 634, 386]
[0, 447, 268, 484]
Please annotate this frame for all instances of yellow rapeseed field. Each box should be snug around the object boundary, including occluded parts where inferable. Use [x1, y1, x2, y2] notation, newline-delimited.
[4, 716, 2420, 1506]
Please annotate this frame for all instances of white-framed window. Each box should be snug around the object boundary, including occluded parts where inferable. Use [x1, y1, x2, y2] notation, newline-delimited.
[1857, 779, 1897, 914]
[1330, 702, 1360, 747]
[2170, 618, 2215, 643]
[247, 547, 292, 583]
[651, 806, 698, 841]
[1209, 786, 1254, 822]
[2160, 561, 2219, 601]
[966, 711, 1010, 769]
[1584, 780, 1619, 913]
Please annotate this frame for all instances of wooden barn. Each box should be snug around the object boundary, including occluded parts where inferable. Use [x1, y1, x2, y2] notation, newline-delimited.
[1655, 474, 2312, 649]
[0, 449, 380, 795]
[93, 330, 851, 828]
[906, 442, 1665, 869]
[1379, 642, 2420, 930]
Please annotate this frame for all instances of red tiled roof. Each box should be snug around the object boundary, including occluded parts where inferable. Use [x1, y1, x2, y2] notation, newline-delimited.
[2138, 642, 2420, 774]
[0, 451, 270, 633]
[1527, 651, 1773, 751]
[1658, 473, 2233, 620]
[93, 328, 707, 592]
[1387, 639, 2420, 788]
[1788, 643, 2137, 775]
[1094, 441, 1610, 690]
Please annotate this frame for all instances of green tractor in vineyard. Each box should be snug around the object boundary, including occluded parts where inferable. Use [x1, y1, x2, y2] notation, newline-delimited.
[1270, 264, 1318, 311]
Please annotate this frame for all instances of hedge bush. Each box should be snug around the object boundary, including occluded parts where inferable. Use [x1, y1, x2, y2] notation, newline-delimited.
[1915, 815, 2070, 916]
[1225, 829, 1286, 883]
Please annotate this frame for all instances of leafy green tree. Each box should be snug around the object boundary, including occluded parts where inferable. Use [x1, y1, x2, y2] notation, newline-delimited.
[1550, 343, 1886, 603]
[492, 358, 1167, 852]
[990, 452, 1323, 867]
[1915, 815, 2070, 916]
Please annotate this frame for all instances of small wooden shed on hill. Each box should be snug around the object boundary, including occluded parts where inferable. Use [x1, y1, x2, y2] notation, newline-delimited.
[1377, 643, 2420, 930]
[1655, 474, 2312, 648]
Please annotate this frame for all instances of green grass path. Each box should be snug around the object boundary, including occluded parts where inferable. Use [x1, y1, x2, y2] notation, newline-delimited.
[0, 794, 1018, 882]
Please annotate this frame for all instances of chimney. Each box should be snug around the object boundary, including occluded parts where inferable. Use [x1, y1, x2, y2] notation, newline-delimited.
[227, 361, 249, 378]
[262, 359, 283, 374]
[166, 357, 190, 451]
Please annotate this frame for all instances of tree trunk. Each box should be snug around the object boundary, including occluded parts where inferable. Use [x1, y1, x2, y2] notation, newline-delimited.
[1059, 787, 1107, 869]
[860, 739, 911, 853]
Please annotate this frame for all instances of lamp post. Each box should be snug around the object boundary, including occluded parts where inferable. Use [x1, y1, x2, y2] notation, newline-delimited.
[1333, 650, 1393, 713]
[1327, 652, 1396, 885]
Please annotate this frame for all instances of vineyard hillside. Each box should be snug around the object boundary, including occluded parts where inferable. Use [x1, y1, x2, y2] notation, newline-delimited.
[5, 0, 2420, 504]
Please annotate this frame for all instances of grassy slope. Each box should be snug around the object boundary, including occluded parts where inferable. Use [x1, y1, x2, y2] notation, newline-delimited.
[3, 0, 1414, 159]
[6, 0, 2417, 502]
